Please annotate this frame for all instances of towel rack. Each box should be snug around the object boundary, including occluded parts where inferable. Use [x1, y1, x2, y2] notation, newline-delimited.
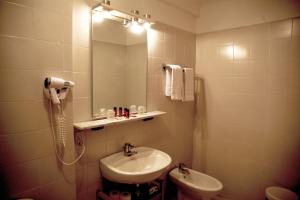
[162, 64, 185, 72]
[162, 64, 193, 72]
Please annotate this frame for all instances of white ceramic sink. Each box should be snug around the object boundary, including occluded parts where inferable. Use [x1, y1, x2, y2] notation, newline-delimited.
[100, 147, 172, 184]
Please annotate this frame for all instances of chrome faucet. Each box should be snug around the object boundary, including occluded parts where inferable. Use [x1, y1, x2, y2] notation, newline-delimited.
[123, 143, 137, 156]
[178, 163, 190, 175]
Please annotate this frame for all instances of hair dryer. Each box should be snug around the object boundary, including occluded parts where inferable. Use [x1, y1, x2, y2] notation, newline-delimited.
[44, 77, 85, 165]
[44, 77, 74, 104]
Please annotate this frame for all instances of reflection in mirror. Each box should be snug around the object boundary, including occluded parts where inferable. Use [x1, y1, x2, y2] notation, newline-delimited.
[92, 18, 147, 117]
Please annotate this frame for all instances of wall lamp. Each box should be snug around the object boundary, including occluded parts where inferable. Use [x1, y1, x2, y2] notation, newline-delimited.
[92, 0, 154, 33]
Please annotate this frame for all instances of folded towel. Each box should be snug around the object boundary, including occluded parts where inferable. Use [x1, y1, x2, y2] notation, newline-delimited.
[170, 65, 183, 100]
[183, 68, 194, 101]
[164, 64, 184, 100]
[165, 67, 172, 97]
[165, 64, 181, 97]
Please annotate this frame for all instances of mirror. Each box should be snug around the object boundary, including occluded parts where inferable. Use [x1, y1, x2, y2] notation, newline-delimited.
[92, 17, 147, 116]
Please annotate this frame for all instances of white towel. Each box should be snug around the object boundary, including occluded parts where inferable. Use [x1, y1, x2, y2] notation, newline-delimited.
[183, 68, 194, 101]
[165, 68, 172, 97]
[165, 64, 180, 97]
[171, 65, 183, 100]
[164, 64, 183, 100]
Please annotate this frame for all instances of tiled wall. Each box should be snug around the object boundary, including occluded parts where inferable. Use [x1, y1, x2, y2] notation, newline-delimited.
[73, 0, 196, 200]
[0, 0, 76, 199]
[195, 18, 300, 200]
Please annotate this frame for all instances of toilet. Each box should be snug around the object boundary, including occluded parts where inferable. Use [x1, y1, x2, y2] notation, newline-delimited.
[266, 186, 298, 200]
[169, 167, 223, 200]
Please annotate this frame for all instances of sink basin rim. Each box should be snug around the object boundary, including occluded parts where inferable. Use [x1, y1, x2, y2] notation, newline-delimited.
[100, 146, 172, 183]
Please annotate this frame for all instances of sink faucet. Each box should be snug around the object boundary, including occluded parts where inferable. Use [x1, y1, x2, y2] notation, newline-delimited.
[178, 163, 190, 175]
[123, 143, 137, 157]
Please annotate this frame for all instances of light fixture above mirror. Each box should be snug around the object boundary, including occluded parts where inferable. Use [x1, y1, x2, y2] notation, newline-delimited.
[92, 0, 154, 34]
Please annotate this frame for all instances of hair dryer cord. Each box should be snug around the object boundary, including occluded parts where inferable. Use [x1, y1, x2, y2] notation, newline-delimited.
[49, 100, 85, 165]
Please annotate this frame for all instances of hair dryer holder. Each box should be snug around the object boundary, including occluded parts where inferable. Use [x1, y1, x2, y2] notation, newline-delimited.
[44, 77, 74, 104]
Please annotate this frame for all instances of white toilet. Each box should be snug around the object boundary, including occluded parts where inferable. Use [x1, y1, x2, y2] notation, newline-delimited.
[169, 167, 223, 200]
[266, 186, 299, 200]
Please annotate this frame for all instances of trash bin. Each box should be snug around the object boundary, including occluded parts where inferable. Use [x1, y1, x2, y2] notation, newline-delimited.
[266, 186, 298, 200]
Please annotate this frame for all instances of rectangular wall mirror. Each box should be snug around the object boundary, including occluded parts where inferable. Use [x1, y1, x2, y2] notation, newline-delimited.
[92, 16, 147, 116]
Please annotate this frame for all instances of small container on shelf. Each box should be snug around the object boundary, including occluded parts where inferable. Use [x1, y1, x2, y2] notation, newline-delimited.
[119, 107, 123, 117]
[138, 106, 146, 114]
[124, 108, 130, 118]
[113, 107, 117, 117]
[106, 109, 114, 119]
[100, 108, 106, 118]
[130, 105, 137, 114]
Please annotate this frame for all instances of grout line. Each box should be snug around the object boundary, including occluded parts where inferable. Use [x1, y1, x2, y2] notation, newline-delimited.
[2, 0, 33, 9]
[0, 34, 72, 46]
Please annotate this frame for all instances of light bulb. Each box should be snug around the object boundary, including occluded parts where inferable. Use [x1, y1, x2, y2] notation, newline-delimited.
[130, 22, 144, 34]
[123, 20, 131, 28]
[131, 20, 138, 26]
[102, 10, 111, 18]
[143, 22, 151, 30]
[92, 12, 104, 23]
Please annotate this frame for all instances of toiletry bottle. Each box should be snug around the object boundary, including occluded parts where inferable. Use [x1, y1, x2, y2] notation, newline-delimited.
[119, 107, 123, 117]
[113, 107, 117, 117]
[125, 108, 129, 118]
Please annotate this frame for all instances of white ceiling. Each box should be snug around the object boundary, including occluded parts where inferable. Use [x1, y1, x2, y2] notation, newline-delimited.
[158, 0, 225, 17]
[157, 0, 203, 17]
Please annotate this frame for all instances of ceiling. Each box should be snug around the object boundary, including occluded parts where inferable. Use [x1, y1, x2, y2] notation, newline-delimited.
[157, 0, 214, 17]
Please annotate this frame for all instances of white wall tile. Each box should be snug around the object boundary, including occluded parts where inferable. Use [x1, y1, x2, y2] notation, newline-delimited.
[5, 0, 34, 7]
[34, 40, 63, 71]
[0, 36, 36, 69]
[269, 19, 292, 39]
[2, 160, 40, 196]
[0, 0, 75, 199]
[0, 129, 52, 166]
[0, 101, 44, 134]
[0, 69, 40, 101]
[34, 0, 73, 16]
[39, 176, 76, 200]
[74, 72, 91, 98]
[196, 17, 300, 200]
[74, 47, 90, 72]
[33, 9, 63, 42]
[0, 1, 33, 37]
[73, 97, 92, 122]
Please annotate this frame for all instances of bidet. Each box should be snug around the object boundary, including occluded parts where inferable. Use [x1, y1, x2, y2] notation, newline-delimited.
[169, 167, 223, 200]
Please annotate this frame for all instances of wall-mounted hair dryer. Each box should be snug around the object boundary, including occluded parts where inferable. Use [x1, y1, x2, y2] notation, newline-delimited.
[44, 77, 84, 166]
[44, 77, 74, 104]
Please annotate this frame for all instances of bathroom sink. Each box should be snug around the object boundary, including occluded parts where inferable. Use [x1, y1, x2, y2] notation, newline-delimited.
[100, 147, 172, 184]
